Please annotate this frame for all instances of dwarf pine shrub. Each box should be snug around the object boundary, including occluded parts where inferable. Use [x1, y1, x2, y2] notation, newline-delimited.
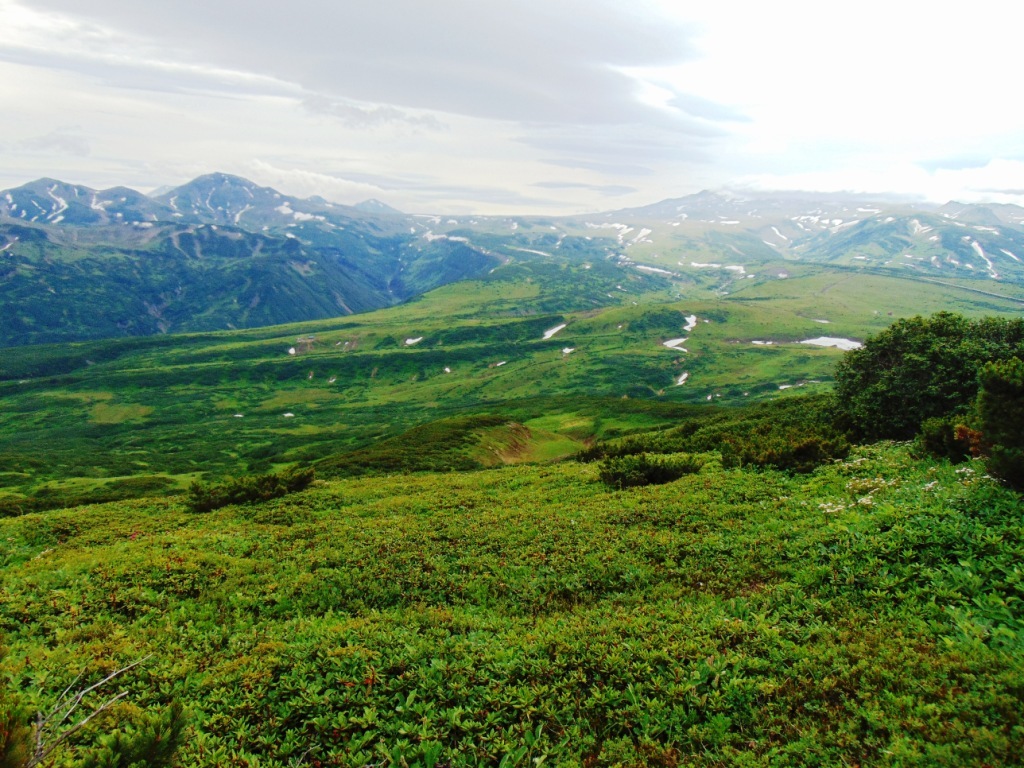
[186, 466, 314, 512]
[598, 452, 705, 488]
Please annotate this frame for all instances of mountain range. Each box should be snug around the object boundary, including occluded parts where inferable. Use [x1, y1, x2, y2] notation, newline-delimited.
[2, 173, 1023, 346]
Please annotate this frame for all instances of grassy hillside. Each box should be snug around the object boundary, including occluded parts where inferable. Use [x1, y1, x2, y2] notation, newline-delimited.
[1, 442, 1022, 765]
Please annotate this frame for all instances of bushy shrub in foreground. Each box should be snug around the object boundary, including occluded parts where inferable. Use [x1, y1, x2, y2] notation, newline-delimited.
[185, 466, 314, 512]
[976, 356, 1024, 488]
[598, 452, 706, 488]
[918, 414, 974, 462]
[832, 312, 1024, 441]
[912, 357, 1024, 490]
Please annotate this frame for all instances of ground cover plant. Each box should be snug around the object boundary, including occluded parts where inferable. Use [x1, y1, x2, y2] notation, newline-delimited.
[1, 440, 1022, 765]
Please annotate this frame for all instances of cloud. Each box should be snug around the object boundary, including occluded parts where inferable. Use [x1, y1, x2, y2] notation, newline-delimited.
[0, 0, 748, 213]
[917, 156, 997, 173]
[522, 121, 715, 181]
[20, 128, 91, 156]
[532, 181, 637, 196]
[301, 95, 445, 130]
[246, 160, 559, 211]
[0, 4, 300, 99]
[541, 158, 657, 177]
[736, 158, 1024, 207]
[669, 93, 750, 123]
[22, 0, 707, 125]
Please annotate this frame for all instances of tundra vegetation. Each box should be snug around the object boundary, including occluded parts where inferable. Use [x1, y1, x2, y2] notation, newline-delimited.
[0, 309, 1022, 766]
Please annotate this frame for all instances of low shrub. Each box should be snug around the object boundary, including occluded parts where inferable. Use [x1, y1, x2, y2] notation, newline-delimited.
[598, 452, 706, 488]
[185, 466, 315, 512]
[976, 357, 1024, 489]
[717, 428, 848, 473]
[584, 395, 848, 473]
[918, 415, 973, 462]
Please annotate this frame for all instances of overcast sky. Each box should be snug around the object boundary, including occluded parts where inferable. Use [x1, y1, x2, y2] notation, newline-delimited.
[2, 0, 1022, 214]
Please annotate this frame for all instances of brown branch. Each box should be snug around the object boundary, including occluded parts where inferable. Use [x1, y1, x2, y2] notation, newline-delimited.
[26, 655, 152, 768]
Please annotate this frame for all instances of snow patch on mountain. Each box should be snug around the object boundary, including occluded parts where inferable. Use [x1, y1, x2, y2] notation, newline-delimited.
[800, 337, 862, 351]
[634, 265, 673, 275]
[971, 241, 998, 278]
[542, 323, 567, 340]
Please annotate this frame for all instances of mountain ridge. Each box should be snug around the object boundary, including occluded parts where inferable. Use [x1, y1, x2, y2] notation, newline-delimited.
[3, 173, 1024, 347]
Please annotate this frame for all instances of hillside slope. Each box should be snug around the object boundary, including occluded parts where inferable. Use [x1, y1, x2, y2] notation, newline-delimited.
[1, 442, 1021, 765]
[0, 174, 509, 346]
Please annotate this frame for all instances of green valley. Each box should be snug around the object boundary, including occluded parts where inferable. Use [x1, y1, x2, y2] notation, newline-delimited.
[2, 252, 1020, 512]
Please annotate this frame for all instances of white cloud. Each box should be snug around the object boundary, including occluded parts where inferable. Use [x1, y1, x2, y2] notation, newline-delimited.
[1, 0, 1021, 212]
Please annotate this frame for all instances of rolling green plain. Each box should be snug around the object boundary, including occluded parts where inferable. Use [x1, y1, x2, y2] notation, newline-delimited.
[1, 246, 1023, 765]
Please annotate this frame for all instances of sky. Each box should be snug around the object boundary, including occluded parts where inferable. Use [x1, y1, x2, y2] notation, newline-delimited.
[2, 0, 1023, 214]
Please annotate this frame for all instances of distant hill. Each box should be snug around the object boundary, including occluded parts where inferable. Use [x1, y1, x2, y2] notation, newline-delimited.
[1, 177, 177, 225]
[154, 172, 375, 230]
[0, 175, 501, 345]
[354, 198, 404, 215]
[573, 189, 1024, 284]
[3, 175, 1024, 346]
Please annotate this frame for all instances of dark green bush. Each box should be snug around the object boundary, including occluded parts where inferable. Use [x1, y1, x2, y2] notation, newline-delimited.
[717, 428, 849, 473]
[185, 466, 315, 512]
[976, 357, 1024, 489]
[598, 453, 705, 488]
[918, 415, 972, 462]
[832, 312, 1024, 441]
